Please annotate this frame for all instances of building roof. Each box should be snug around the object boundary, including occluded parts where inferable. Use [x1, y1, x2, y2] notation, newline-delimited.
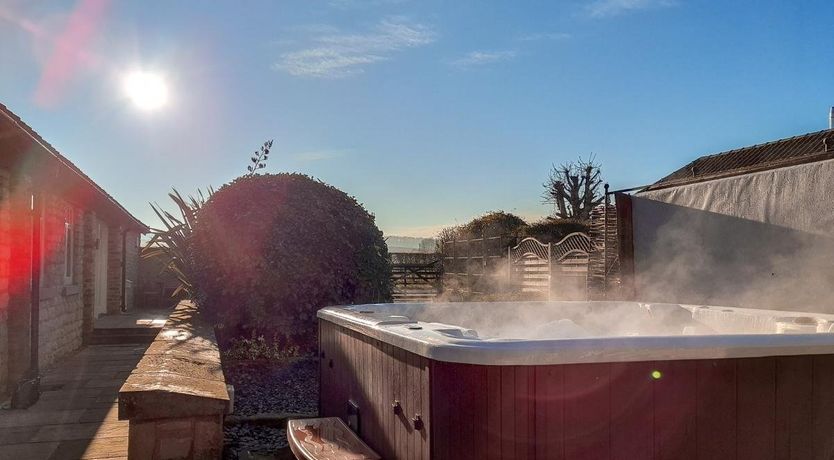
[645, 128, 834, 191]
[0, 103, 147, 231]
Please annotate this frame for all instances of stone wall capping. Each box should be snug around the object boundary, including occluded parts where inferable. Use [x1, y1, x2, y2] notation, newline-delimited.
[118, 300, 228, 459]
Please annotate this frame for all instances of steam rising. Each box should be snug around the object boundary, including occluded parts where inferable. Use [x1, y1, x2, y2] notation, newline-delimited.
[363, 302, 834, 340]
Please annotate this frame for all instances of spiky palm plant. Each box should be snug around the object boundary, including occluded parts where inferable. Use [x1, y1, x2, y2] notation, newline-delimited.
[142, 187, 213, 298]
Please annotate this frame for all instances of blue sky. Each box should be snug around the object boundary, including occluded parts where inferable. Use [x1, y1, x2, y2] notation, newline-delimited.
[2, 0, 833, 237]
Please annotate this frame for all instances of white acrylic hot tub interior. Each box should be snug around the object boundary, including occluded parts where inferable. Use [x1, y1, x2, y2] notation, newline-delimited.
[318, 301, 834, 365]
[340, 301, 834, 339]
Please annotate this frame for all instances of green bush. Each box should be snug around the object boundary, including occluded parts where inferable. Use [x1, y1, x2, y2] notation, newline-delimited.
[522, 218, 589, 243]
[441, 211, 528, 241]
[192, 173, 391, 349]
[461, 211, 527, 238]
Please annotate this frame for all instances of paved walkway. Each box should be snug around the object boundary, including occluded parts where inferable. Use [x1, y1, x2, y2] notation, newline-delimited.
[93, 308, 171, 330]
[0, 344, 147, 460]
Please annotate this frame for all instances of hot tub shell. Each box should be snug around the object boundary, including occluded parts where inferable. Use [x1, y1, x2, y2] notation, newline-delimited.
[318, 301, 834, 459]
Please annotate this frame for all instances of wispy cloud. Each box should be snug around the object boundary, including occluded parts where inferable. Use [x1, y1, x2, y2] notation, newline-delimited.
[275, 18, 436, 78]
[451, 50, 517, 68]
[293, 149, 350, 162]
[517, 32, 571, 42]
[586, 0, 676, 18]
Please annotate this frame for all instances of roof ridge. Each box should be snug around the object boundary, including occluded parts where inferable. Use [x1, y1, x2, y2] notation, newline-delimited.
[0, 102, 147, 230]
[651, 127, 834, 189]
[694, 128, 833, 162]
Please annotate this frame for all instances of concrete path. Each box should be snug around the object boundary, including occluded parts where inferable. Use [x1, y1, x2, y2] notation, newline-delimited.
[93, 308, 171, 330]
[0, 344, 147, 460]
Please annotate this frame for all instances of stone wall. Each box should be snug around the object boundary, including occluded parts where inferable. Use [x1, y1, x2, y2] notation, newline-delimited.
[0, 169, 142, 399]
[0, 160, 143, 402]
[36, 194, 85, 368]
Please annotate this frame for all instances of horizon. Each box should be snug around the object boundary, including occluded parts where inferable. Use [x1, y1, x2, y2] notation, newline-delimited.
[3, 0, 834, 237]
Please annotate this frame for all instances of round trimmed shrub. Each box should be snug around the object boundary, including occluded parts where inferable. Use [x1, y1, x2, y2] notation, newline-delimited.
[192, 173, 391, 348]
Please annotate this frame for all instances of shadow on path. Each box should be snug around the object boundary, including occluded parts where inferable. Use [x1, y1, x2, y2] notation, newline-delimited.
[0, 343, 147, 460]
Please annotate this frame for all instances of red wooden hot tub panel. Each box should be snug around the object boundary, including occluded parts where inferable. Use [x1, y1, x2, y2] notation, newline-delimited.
[320, 320, 834, 459]
[319, 321, 431, 460]
[431, 355, 834, 460]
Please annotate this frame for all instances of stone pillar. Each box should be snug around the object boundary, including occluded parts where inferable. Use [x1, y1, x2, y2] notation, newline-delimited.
[106, 224, 123, 314]
[124, 230, 140, 311]
[81, 211, 96, 341]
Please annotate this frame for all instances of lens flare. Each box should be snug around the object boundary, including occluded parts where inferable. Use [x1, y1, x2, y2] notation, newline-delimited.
[123, 71, 168, 111]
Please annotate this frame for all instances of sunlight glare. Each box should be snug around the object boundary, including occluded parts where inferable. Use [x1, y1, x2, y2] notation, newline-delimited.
[123, 71, 168, 111]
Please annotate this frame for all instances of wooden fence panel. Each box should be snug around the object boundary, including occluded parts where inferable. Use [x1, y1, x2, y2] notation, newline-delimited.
[439, 233, 591, 298]
[441, 235, 514, 294]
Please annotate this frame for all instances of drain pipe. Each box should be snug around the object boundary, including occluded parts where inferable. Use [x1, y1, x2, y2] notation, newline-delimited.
[30, 193, 40, 377]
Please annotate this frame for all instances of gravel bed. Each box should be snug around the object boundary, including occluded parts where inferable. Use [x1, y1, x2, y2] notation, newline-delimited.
[222, 356, 318, 459]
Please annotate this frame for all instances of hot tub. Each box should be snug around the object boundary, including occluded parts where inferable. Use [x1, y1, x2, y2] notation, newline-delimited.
[317, 301, 834, 460]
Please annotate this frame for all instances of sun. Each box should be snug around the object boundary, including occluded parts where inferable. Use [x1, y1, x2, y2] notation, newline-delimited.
[123, 71, 168, 111]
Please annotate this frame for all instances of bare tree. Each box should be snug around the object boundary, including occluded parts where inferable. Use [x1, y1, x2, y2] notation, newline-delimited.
[543, 156, 604, 221]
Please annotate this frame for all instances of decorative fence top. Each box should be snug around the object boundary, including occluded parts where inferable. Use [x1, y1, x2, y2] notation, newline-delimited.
[551, 232, 592, 261]
[508, 237, 550, 263]
[508, 233, 591, 263]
